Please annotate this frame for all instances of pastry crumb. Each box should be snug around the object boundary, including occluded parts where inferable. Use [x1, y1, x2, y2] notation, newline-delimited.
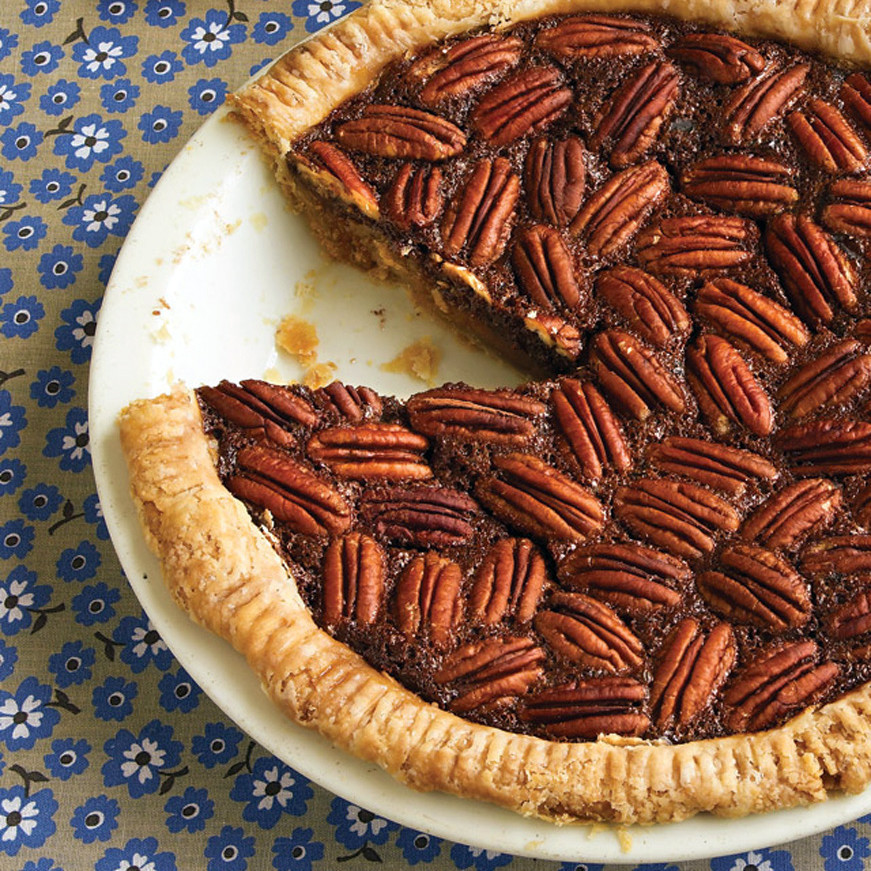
[276, 315, 319, 366]
[261, 366, 283, 383]
[380, 337, 441, 385]
[250, 211, 268, 232]
[302, 361, 337, 389]
[616, 827, 632, 852]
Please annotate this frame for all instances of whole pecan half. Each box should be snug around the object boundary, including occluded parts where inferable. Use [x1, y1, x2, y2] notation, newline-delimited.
[650, 619, 736, 731]
[468, 538, 547, 625]
[551, 378, 631, 480]
[723, 641, 838, 732]
[788, 98, 868, 173]
[334, 104, 467, 160]
[511, 224, 583, 312]
[722, 64, 809, 145]
[647, 436, 777, 495]
[801, 535, 871, 578]
[697, 544, 811, 632]
[686, 334, 773, 437]
[535, 15, 656, 59]
[228, 445, 351, 535]
[693, 278, 809, 364]
[842, 72, 871, 131]
[614, 477, 740, 559]
[305, 141, 379, 218]
[382, 163, 443, 231]
[441, 157, 519, 267]
[322, 532, 384, 627]
[822, 179, 871, 237]
[681, 154, 798, 217]
[591, 60, 680, 167]
[435, 636, 546, 713]
[313, 381, 382, 422]
[570, 160, 670, 259]
[534, 591, 644, 672]
[595, 266, 690, 347]
[776, 418, 871, 475]
[559, 542, 687, 614]
[667, 33, 765, 84]
[471, 66, 572, 147]
[524, 136, 586, 228]
[520, 676, 649, 738]
[765, 214, 858, 328]
[394, 552, 463, 648]
[590, 329, 686, 421]
[828, 591, 871, 641]
[476, 453, 605, 542]
[407, 386, 545, 444]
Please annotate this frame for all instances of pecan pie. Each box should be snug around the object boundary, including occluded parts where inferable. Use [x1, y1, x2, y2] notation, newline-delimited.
[119, 0, 871, 825]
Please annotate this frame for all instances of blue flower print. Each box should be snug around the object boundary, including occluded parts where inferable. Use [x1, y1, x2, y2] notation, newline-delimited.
[44, 737, 91, 779]
[142, 50, 184, 84]
[97, 0, 138, 24]
[53, 113, 126, 172]
[192, 721, 243, 768]
[92, 675, 137, 722]
[102, 720, 183, 799]
[70, 795, 119, 844]
[292, 0, 361, 34]
[102, 155, 144, 191]
[0, 519, 35, 560]
[249, 57, 273, 77]
[0, 122, 43, 161]
[0, 390, 27, 455]
[72, 582, 121, 626]
[48, 640, 96, 688]
[327, 796, 398, 849]
[3, 216, 48, 252]
[100, 77, 139, 113]
[98, 253, 116, 285]
[0, 267, 11, 296]
[139, 105, 184, 144]
[20, 41, 64, 76]
[0, 639, 18, 681]
[165, 786, 214, 834]
[230, 756, 313, 829]
[95, 837, 177, 871]
[820, 826, 871, 871]
[0, 28, 18, 63]
[1, 295, 45, 339]
[0, 566, 50, 635]
[38, 245, 84, 290]
[253, 12, 293, 45]
[158, 667, 202, 713]
[115, 612, 173, 672]
[450, 844, 514, 871]
[29, 168, 75, 204]
[0, 676, 60, 751]
[20, 0, 61, 27]
[39, 78, 80, 116]
[72, 26, 138, 80]
[84, 491, 110, 539]
[44, 406, 90, 472]
[31, 366, 76, 407]
[0, 74, 31, 126]
[204, 825, 256, 871]
[0, 170, 23, 209]
[19, 483, 63, 521]
[181, 9, 246, 68]
[22, 857, 63, 871]
[189, 77, 228, 115]
[0, 785, 57, 857]
[56, 540, 101, 582]
[0, 458, 26, 496]
[710, 849, 796, 871]
[146, 0, 187, 28]
[272, 828, 325, 871]
[396, 828, 443, 865]
[56, 298, 100, 364]
[62, 192, 138, 247]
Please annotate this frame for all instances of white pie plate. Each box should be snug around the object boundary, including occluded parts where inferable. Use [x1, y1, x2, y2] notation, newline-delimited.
[90, 104, 871, 864]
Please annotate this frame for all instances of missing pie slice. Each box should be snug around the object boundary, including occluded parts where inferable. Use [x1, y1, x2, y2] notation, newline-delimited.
[119, 0, 871, 824]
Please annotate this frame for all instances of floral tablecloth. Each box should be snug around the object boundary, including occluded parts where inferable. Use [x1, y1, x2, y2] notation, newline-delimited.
[3, 2, 871, 870]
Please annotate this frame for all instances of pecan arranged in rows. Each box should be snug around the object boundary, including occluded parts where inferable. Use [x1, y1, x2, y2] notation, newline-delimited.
[313, 381, 382, 422]
[842, 73, 871, 131]
[650, 620, 736, 731]
[776, 419, 871, 476]
[667, 33, 765, 84]
[468, 538, 547, 625]
[764, 214, 858, 328]
[511, 224, 583, 312]
[382, 163, 443, 231]
[476, 453, 605, 542]
[595, 266, 690, 347]
[590, 329, 686, 420]
[441, 157, 519, 267]
[801, 535, 871, 578]
[723, 641, 838, 732]
[551, 378, 631, 480]
[570, 160, 670, 259]
[305, 141, 379, 218]
[471, 66, 572, 147]
[535, 15, 656, 59]
[591, 60, 680, 167]
[435, 636, 546, 713]
[322, 533, 384, 626]
[681, 154, 798, 217]
[686, 334, 773, 437]
[693, 278, 809, 364]
[524, 136, 586, 228]
[828, 591, 871, 641]
[228, 446, 350, 535]
[560, 542, 687, 614]
[360, 485, 477, 547]
[406, 386, 545, 444]
[636, 215, 755, 276]
[334, 104, 467, 160]
[822, 179, 871, 237]
[647, 436, 777, 495]
[722, 64, 809, 145]
[520, 677, 649, 738]
[534, 591, 644, 672]
[614, 477, 740, 559]
[394, 552, 463, 648]
[697, 544, 811, 632]
[788, 98, 868, 174]
[408, 34, 523, 106]
[306, 423, 431, 481]
[854, 483, 871, 528]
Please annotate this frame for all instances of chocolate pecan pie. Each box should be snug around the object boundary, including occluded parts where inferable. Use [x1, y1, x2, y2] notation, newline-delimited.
[119, 0, 871, 825]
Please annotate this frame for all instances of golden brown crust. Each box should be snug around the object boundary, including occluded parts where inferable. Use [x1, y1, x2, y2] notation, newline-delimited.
[119, 387, 871, 824]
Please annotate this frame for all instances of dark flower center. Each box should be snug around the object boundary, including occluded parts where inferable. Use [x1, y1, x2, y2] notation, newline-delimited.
[89, 600, 105, 614]
[34, 53, 49, 66]
[134, 750, 151, 766]
[12, 711, 28, 724]
[839, 846, 854, 860]
[292, 846, 305, 859]
[14, 311, 29, 325]
[85, 136, 97, 147]
[33, 494, 48, 506]
[222, 847, 238, 861]
[175, 683, 190, 699]
[114, 90, 127, 102]
[53, 263, 67, 275]
[182, 803, 198, 818]
[15, 136, 29, 149]
[94, 210, 109, 222]
[71, 555, 86, 569]
[60, 751, 75, 764]
[84, 321, 97, 336]
[65, 657, 81, 673]
[358, 810, 374, 823]
[264, 781, 282, 796]
[4, 595, 18, 609]
[5, 811, 21, 827]
[4, 533, 20, 547]
[53, 94, 64, 104]
[0, 470, 11, 484]
[95, 52, 109, 62]
[85, 812, 103, 827]
[203, 32, 217, 42]
[210, 739, 225, 753]
[143, 629, 159, 645]
[155, 62, 169, 74]
[108, 692, 124, 706]
[414, 835, 429, 848]
[75, 433, 88, 448]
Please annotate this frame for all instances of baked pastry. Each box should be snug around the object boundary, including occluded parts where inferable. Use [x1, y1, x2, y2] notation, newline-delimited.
[120, 0, 871, 825]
